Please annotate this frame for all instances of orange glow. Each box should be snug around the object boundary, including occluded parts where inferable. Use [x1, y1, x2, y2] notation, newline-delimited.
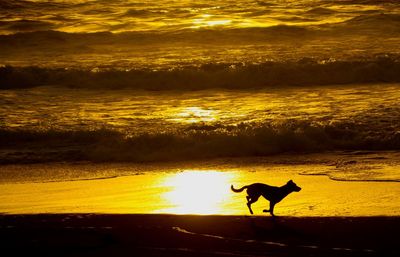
[160, 170, 235, 214]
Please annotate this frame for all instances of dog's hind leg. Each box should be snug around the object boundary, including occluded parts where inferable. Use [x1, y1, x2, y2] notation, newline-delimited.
[246, 201, 254, 215]
[246, 196, 259, 215]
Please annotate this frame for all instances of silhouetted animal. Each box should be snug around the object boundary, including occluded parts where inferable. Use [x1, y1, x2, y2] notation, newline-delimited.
[231, 180, 301, 216]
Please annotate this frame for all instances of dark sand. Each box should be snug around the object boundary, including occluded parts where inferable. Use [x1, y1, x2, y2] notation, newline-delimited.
[0, 214, 399, 257]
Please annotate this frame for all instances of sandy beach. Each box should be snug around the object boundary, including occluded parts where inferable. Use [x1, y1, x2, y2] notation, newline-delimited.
[1, 214, 399, 257]
[1, 158, 399, 216]
[1, 160, 398, 256]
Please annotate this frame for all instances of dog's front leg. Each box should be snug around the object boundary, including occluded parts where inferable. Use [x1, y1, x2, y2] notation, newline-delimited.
[270, 202, 276, 216]
[263, 202, 276, 216]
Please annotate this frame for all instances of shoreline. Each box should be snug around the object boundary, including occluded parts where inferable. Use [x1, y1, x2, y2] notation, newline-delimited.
[1, 151, 400, 183]
[1, 214, 399, 256]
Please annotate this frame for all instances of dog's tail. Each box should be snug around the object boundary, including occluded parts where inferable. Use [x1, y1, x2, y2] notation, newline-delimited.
[231, 185, 248, 193]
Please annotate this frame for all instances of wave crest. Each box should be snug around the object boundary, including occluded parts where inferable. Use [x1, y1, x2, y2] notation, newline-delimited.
[2, 119, 400, 163]
[1, 56, 400, 90]
[342, 13, 400, 30]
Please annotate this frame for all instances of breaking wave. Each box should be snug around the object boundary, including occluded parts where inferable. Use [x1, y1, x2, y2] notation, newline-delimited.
[1, 56, 400, 90]
[2, 119, 400, 163]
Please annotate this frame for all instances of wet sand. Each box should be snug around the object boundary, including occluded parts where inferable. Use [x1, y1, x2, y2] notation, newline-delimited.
[1, 214, 399, 257]
[1, 165, 399, 216]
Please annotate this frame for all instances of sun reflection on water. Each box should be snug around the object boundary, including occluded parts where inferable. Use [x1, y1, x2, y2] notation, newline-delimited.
[172, 106, 217, 123]
[192, 14, 231, 28]
[160, 170, 236, 214]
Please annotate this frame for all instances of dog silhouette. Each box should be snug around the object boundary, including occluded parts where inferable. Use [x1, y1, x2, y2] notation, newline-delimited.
[231, 180, 301, 216]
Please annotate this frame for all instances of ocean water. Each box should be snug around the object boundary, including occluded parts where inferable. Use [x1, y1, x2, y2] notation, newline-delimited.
[1, 0, 400, 190]
[0, 0, 400, 71]
[1, 0, 400, 90]
[1, 84, 400, 164]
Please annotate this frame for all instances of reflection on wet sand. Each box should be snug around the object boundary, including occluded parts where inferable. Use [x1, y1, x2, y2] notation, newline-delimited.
[0, 165, 399, 216]
[161, 170, 235, 214]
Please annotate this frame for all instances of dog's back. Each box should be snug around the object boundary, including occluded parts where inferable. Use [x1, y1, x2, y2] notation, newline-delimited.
[246, 183, 277, 198]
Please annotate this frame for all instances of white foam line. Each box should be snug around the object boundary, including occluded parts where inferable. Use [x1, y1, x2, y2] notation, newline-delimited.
[300, 245, 319, 249]
[332, 247, 353, 251]
[261, 241, 287, 247]
[173, 226, 225, 240]
[172, 227, 374, 253]
[140, 246, 265, 257]
[172, 226, 287, 247]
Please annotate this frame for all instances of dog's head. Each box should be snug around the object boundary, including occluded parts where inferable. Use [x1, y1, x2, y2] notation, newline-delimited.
[287, 180, 301, 192]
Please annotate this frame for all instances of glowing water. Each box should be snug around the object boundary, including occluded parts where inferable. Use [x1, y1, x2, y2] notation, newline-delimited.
[2, 84, 400, 133]
[1, 0, 400, 68]
[2, 0, 395, 34]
